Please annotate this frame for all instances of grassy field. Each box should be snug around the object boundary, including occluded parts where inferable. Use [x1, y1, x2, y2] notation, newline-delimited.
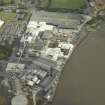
[3, 0, 12, 4]
[38, 0, 49, 8]
[0, 0, 14, 4]
[38, 0, 86, 10]
[50, 0, 85, 9]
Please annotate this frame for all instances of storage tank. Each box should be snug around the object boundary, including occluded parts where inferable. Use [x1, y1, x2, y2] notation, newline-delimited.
[11, 95, 28, 105]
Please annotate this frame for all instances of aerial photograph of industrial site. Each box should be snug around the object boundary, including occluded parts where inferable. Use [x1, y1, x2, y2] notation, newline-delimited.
[0, 0, 105, 105]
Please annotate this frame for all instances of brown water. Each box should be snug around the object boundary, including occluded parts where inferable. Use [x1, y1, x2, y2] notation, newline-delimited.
[50, 24, 105, 105]
[0, 80, 9, 105]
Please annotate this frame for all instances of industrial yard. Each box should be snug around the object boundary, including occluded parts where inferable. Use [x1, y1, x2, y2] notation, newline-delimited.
[0, 12, 91, 105]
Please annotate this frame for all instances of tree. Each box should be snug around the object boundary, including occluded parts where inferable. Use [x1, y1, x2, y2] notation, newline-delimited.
[11, 0, 15, 4]
[0, 0, 4, 5]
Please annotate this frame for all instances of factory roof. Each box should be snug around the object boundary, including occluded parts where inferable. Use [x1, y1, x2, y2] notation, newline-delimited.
[33, 60, 51, 71]
[16, 13, 25, 20]
[24, 21, 54, 43]
[27, 21, 37, 29]
[41, 75, 54, 91]
[27, 80, 34, 86]
[37, 57, 57, 67]
[27, 21, 54, 31]
[41, 30, 53, 40]
[58, 43, 74, 50]
[45, 48, 64, 61]
[34, 36, 44, 50]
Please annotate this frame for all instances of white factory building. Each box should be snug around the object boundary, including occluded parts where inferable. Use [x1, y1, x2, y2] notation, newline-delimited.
[21, 21, 54, 44]
[44, 43, 74, 61]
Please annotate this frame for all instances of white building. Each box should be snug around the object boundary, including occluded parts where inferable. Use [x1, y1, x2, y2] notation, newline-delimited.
[58, 42, 74, 50]
[21, 21, 54, 44]
[45, 48, 64, 61]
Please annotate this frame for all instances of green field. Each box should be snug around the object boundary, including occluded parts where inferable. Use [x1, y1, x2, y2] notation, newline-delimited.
[0, 0, 14, 5]
[38, 0, 86, 10]
[3, 0, 12, 4]
[50, 0, 85, 9]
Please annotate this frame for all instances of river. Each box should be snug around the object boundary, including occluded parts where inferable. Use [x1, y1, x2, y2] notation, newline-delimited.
[50, 23, 105, 105]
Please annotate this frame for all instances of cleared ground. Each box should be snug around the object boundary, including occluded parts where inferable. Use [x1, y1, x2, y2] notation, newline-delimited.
[38, 0, 49, 8]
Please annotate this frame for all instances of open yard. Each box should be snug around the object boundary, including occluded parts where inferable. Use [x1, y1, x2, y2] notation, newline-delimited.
[38, 0, 86, 10]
